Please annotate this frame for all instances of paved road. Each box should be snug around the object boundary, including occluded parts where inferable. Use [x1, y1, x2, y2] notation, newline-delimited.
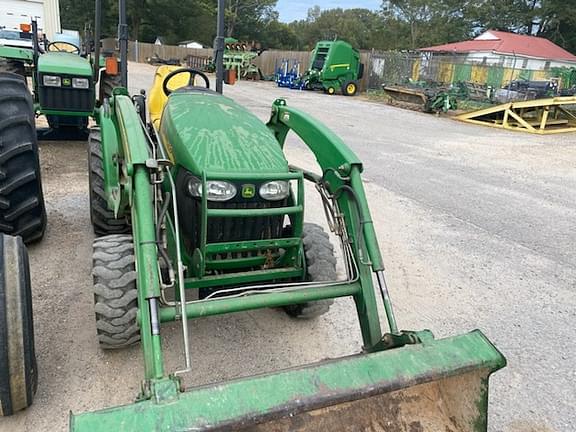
[1, 63, 574, 432]
[204, 73, 576, 432]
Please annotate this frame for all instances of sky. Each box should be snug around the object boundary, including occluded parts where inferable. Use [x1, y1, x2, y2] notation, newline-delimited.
[276, 1, 381, 22]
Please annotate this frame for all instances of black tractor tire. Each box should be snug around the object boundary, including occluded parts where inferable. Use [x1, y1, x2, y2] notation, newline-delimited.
[342, 80, 359, 96]
[0, 234, 37, 416]
[0, 60, 25, 78]
[92, 234, 139, 349]
[99, 71, 122, 104]
[88, 128, 129, 236]
[283, 223, 336, 319]
[0, 72, 46, 244]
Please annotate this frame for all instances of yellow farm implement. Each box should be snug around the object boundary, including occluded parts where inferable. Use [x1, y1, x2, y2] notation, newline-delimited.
[457, 96, 576, 134]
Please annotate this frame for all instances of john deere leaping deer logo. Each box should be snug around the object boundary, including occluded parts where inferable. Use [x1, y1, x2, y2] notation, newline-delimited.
[241, 184, 255, 199]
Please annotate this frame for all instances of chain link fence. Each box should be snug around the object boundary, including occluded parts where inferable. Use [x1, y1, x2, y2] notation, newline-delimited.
[365, 51, 576, 104]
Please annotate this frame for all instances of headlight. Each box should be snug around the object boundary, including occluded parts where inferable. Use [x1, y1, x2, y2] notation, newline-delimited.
[259, 181, 289, 201]
[187, 177, 237, 201]
[43, 75, 61, 87]
[72, 77, 89, 89]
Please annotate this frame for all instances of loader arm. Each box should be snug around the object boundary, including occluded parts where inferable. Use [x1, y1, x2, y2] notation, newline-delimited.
[267, 99, 398, 342]
[267, 98, 384, 272]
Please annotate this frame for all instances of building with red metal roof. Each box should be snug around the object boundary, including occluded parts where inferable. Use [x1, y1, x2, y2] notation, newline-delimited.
[419, 30, 576, 70]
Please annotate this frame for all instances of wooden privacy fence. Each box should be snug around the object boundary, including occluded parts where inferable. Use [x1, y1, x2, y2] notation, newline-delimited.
[128, 41, 213, 63]
[125, 41, 372, 90]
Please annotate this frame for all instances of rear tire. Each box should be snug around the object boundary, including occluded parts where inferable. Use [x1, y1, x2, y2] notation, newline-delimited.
[283, 223, 336, 319]
[92, 234, 139, 349]
[0, 234, 37, 416]
[0, 72, 46, 244]
[0, 60, 25, 77]
[88, 128, 129, 236]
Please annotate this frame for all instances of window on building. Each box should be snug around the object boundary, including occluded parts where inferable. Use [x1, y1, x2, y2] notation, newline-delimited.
[544, 61, 551, 70]
[522, 58, 528, 69]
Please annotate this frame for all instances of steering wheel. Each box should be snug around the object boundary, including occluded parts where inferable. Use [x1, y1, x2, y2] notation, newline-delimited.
[162, 68, 210, 96]
[46, 41, 80, 54]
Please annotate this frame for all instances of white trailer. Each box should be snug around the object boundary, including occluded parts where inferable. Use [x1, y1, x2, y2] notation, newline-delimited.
[0, 0, 60, 43]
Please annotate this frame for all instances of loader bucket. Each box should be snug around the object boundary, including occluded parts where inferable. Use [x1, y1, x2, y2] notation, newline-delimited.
[70, 330, 505, 432]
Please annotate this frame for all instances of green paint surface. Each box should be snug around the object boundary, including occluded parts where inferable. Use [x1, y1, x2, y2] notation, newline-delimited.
[37, 52, 92, 76]
[0, 45, 33, 61]
[160, 92, 288, 174]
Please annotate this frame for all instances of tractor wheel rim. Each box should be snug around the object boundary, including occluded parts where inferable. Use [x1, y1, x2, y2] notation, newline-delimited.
[347, 84, 356, 94]
[328, 88, 334, 94]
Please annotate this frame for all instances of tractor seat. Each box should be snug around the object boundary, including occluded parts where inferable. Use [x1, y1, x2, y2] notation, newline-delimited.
[148, 65, 194, 128]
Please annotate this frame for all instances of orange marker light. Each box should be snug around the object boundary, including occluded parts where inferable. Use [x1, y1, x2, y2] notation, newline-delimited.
[20, 23, 31, 32]
[105, 57, 118, 76]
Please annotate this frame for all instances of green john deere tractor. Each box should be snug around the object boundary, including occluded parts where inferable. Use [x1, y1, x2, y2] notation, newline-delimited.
[0, 20, 118, 137]
[298, 40, 364, 96]
[0, 3, 505, 429]
[66, 65, 504, 430]
[0, 0, 125, 243]
[0, 20, 94, 243]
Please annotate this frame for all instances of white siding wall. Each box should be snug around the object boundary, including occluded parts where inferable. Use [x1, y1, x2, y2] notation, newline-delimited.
[43, 0, 60, 40]
[464, 51, 576, 70]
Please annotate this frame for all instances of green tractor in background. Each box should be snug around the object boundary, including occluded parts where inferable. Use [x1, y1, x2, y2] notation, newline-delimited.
[0, 21, 95, 243]
[0, 20, 119, 138]
[298, 40, 364, 96]
[0, 0, 125, 243]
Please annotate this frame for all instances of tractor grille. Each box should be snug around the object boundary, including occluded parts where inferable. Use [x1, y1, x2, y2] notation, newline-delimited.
[176, 169, 290, 254]
[38, 74, 94, 112]
[182, 199, 287, 254]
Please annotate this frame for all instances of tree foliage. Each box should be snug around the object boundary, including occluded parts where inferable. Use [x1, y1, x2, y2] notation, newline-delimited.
[58, 0, 576, 53]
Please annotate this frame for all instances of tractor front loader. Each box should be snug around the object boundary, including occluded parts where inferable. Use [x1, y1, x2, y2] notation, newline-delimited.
[65, 63, 505, 431]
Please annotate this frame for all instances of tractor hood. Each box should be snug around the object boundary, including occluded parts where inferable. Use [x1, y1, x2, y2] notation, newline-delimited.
[37, 52, 92, 76]
[159, 91, 288, 174]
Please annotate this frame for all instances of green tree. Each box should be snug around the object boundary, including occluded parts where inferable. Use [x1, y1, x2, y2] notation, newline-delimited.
[382, 0, 471, 49]
[288, 8, 391, 51]
[224, 0, 277, 38]
[534, 0, 576, 53]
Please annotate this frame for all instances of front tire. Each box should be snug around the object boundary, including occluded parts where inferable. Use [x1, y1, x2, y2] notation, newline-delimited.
[0, 72, 46, 243]
[283, 223, 336, 319]
[92, 234, 139, 349]
[99, 71, 122, 104]
[0, 234, 37, 416]
[88, 128, 129, 236]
